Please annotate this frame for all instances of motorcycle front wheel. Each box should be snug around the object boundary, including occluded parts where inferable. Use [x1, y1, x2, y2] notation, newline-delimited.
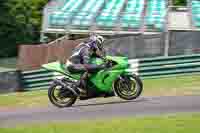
[48, 83, 77, 108]
[113, 74, 143, 100]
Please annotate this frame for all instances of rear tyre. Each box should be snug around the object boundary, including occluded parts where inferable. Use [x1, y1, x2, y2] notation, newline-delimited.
[113, 74, 143, 100]
[48, 83, 77, 108]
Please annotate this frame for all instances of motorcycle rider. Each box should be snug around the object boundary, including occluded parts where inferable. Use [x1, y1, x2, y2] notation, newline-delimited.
[66, 34, 108, 96]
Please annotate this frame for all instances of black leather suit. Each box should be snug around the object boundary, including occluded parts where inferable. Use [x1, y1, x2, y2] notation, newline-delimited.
[66, 40, 106, 91]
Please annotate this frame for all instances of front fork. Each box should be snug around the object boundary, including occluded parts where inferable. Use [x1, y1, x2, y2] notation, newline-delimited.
[115, 74, 133, 91]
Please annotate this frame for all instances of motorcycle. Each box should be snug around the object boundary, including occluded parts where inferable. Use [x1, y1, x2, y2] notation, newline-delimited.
[42, 56, 143, 108]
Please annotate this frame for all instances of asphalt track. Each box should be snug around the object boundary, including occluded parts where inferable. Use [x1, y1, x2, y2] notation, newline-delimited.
[1, 95, 200, 127]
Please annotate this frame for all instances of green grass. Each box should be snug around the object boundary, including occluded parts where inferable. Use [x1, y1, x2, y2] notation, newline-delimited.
[143, 74, 200, 96]
[0, 57, 17, 72]
[0, 90, 48, 108]
[1, 113, 200, 133]
[0, 74, 200, 108]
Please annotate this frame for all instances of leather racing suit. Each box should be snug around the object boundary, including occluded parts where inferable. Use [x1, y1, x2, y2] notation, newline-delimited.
[66, 40, 106, 94]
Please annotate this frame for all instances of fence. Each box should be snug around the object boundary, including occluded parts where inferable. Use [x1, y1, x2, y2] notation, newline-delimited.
[105, 34, 165, 59]
[16, 29, 200, 91]
[169, 30, 200, 55]
[18, 31, 200, 71]
[20, 54, 200, 91]
[18, 37, 81, 70]
[0, 71, 21, 93]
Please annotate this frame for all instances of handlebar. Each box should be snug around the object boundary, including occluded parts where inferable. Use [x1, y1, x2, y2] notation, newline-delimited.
[98, 56, 116, 68]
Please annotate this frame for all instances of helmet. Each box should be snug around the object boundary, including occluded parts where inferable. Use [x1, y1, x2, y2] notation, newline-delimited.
[89, 34, 105, 51]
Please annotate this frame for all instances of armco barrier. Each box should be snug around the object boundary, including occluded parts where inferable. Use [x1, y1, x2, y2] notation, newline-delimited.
[21, 54, 200, 91]
[0, 71, 21, 93]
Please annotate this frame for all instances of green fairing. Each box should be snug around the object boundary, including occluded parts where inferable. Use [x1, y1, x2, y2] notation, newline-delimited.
[90, 56, 128, 92]
[42, 56, 129, 93]
[42, 62, 81, 80]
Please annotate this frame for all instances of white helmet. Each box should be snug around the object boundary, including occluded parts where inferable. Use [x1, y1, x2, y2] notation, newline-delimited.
[89, 34, 105, 50]
[96, 35, 104, 44]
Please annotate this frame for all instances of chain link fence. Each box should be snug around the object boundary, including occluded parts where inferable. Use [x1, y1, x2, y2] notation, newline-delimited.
[104, 33, 165, 58]
[104, 31, 200, 59]
[169, 30, 200, 56]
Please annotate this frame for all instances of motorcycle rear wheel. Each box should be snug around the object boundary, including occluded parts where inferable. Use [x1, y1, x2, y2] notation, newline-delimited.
[113, 74, 143, 100]
[48, 83, 77, 108]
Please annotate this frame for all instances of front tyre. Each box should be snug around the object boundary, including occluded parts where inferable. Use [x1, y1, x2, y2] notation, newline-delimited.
[48, 83, 77, 108]
[113, 74, 143, 100]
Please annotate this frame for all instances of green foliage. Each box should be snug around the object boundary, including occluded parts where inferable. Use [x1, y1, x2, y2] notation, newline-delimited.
[0, 0, 48, 57]
[173, 0, 187, 6]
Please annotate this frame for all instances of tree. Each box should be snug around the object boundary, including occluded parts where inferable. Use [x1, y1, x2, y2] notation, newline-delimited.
[0, 1, 13, 57]
[0, 0, 48, 57]
[174, 0, 187, 6]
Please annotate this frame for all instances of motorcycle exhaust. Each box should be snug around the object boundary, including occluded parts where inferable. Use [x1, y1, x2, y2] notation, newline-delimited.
[53, 78, 79, 96]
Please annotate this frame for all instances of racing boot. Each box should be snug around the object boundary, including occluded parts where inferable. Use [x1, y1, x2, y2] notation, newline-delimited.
[77, 72, 89, 96]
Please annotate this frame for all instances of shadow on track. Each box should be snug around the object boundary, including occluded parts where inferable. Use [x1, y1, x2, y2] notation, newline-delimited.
[72, 97, 148, 108]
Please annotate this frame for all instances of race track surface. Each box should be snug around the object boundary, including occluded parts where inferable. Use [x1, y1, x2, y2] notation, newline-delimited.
[1, 95, 200, 127]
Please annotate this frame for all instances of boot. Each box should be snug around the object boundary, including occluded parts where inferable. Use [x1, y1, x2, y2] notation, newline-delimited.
[75, 80, 86, 94]
[79, 72, 89, 93]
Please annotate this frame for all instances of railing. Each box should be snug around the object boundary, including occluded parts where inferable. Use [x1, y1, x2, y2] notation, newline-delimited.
[20, 54, 200, 91]
[41, 0, 169, 35]
[42, 9, 146, 35]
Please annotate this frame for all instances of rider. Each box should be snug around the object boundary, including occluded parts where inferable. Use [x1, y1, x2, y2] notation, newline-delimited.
[66, 34, 108, 95]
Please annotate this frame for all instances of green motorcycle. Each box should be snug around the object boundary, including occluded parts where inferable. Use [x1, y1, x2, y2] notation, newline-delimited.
[42, 56, 143, 108]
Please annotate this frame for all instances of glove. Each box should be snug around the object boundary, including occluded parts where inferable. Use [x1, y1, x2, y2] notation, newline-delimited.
[105, 60, 112, 68]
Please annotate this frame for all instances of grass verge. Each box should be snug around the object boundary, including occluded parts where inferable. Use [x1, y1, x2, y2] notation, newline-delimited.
[1, 113, 200, 133]
[1, 74, 200, 108]
[0, 90, 48, 109]
[143, 74, 200, 96]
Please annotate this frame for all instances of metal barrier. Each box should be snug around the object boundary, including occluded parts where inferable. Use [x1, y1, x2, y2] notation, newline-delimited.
[134, 54, 200, 78]
[21, 54, 200, 91]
